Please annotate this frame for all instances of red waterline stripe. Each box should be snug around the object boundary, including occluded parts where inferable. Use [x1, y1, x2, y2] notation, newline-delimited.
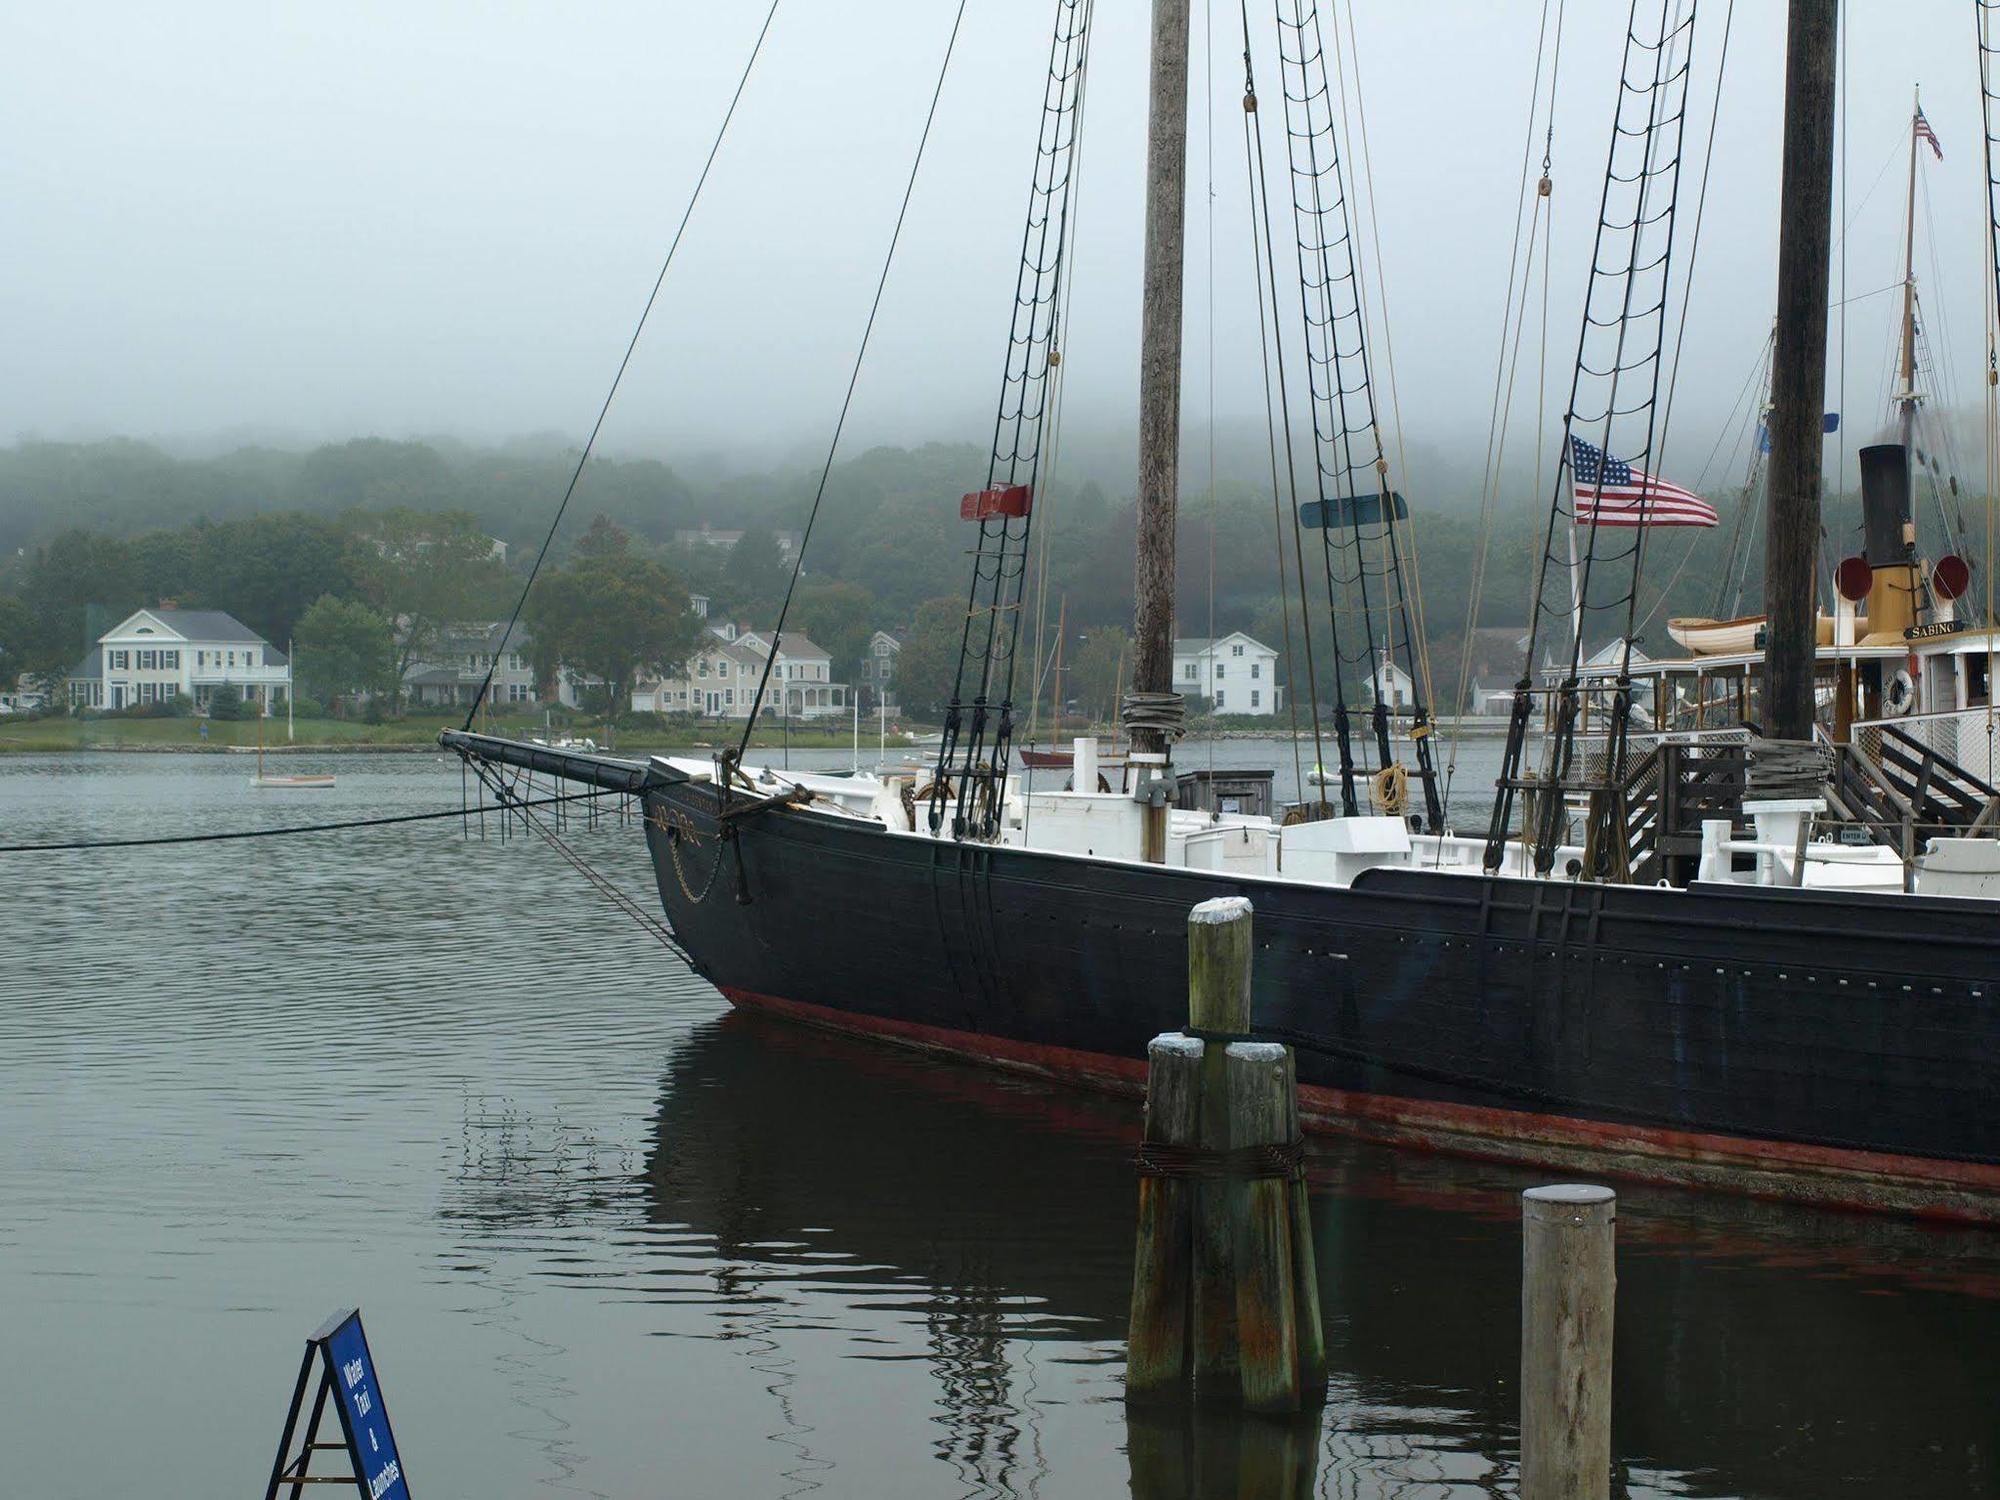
[719, 987, 2000, 1222]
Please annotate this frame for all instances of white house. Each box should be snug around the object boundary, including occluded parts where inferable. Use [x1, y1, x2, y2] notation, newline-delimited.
[70, 608, 291, 714]
[1172, 632, 1282, 717]
[0, 676, 47, 714]
[860, 629, 901, 709]
[399, 621, 621, 711]
[1366, 654, 1416, 713]
[402, 622, 548, 709]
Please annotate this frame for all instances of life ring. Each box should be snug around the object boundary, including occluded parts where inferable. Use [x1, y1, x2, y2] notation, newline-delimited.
[1369, 763, 1408, 815]
[1885, 668, 1916, 717]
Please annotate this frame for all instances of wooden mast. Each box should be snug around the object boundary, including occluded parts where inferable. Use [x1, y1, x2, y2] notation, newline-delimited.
[1132, 0, 1190, 858]
[1762, 0, 1839, 743]
[1898, 86, 1921, 452]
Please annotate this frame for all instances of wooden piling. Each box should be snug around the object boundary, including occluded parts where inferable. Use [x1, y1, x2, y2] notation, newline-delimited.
[1188, 897, 1252, 1387]
[1127, 1032, 1204, 1405]
[1520, 1184, 1616, 1500]
[1226, 1041, 1298, 1415]
[1186, 896, 1253, 1033]
[1129, 896, 1325, 1413]
[1279, 1048, 1327, 1399]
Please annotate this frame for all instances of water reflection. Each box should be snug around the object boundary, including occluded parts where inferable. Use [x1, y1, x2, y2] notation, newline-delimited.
[633, 1011, 2000, 1500]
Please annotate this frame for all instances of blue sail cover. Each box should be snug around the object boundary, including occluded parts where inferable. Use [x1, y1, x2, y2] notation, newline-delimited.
[1300, 492, 1410, 528]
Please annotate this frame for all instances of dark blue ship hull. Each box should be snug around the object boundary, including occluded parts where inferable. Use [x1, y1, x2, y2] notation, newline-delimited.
[641, 773, 2000, 1222]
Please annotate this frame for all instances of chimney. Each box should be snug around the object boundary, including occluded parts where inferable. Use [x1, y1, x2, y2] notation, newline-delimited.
[1857, 443, 1919, 638]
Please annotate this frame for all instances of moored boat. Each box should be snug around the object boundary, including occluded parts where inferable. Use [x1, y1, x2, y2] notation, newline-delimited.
[448, 4, 2000, 1221]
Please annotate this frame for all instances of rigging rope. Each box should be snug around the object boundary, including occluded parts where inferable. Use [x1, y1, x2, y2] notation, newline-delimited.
[930, 0, 1095, 840]
[1205, 0, 1218, 783]
[460, 756, 694, 962]
[1486, 0, 1701, 876]
[1445, 0, 1564, 829]
[464, 1, 781, 730]
[741, 0, 971, 766]
[1239, 0, 1334, 812]
[1330, 0, 1442, 772]
[1268, 0, 1440, 826]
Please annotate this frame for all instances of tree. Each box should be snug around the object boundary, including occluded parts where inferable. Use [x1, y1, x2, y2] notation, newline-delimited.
[718, 526, 789, 619]
[295, 439, 457, 512]
[343, 508, 508, 696]
[0, 595, 30, 696]
[19, 529, 140, 677]
[1067, 625, 1130, 726]
[523, 552, 701, 717]
[572, 513, 632, 561]
[208, 682, 244, 721]
[187, 513, 359, 646]
[294, 595, 396, 710]
[891, 597, 967, 722]
[792, 580, 876, 683]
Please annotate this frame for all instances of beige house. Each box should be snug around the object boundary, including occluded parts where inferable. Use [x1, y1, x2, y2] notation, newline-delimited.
[633, 626, 851, 720]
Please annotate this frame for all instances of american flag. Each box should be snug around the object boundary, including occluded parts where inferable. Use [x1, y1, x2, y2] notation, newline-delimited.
[1569, 436, 1717, 528]
[1916, 109, 1943, 160]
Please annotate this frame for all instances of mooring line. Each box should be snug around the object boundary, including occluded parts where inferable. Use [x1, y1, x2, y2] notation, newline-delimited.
[0, 786, 621, 854]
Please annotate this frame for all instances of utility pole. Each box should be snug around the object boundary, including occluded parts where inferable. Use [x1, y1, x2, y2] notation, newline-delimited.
[1763, 0, 1838, 743]
[1131, 0, 1190, 859]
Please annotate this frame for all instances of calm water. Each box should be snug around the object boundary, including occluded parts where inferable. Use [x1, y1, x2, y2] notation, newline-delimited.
[2, 749, 1996, 1499]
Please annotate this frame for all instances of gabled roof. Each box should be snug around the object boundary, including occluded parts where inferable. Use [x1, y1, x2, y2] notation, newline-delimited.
[70, 647, 103, 680]
[690, 638, 766, 670]
[1173, 630, 1275, 658]
[102, 608, 267, 646]
[735, 630, 831, 661]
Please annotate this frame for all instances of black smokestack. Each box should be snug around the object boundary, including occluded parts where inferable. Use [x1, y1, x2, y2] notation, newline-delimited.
[1858, 443, 1912, 567]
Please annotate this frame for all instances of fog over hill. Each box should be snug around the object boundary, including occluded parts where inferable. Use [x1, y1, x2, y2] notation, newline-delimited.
[5, 2, 1990, 480]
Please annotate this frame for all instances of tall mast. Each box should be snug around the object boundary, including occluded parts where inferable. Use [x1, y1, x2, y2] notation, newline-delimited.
[1762, 0, 1839, 743]
[1899, 85, 1921, 450]
[1131, 0, 1190, 858]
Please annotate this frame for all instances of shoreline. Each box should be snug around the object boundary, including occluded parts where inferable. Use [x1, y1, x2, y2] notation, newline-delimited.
[0, 720, 1518, 755]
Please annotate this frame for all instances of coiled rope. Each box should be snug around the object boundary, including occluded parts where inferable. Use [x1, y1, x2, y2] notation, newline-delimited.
[1120, 691, 1188, 743]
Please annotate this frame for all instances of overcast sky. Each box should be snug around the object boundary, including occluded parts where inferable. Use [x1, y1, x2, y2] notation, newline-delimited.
[4, 1, 1990, 493]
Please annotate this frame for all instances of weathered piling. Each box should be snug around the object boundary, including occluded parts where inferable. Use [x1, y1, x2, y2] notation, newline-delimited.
[1190, 897, 1251, 1389]
[1279, 1049, 1327, 1395]
[1127, 1033, 1203, 1403]
[1226, 1041, 1298, 1414]
[1520, 1184, 1616, 1500]
[1126, 896, 1324, 1413]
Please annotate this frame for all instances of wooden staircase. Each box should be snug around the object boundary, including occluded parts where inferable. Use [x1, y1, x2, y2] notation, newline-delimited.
[1824, 723, 2000, 856]
[1621, 739, 1750, 886]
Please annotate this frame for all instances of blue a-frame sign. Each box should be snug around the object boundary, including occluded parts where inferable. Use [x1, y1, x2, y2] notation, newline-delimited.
[264, 1308, 412, 1500]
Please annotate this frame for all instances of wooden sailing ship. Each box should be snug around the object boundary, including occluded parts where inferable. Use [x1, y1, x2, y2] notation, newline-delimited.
[451, 2, 2000, 1220]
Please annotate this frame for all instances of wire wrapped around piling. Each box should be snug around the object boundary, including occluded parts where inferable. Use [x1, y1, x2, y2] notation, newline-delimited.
[1121, 690, 1188, 742]
[1134, 1138, 1304, 1181]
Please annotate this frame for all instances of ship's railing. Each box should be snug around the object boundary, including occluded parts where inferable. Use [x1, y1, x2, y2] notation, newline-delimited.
[1853, 707, 2000, 786]
[1571, 725, 1750, 785]
[1845, 710, 2000, 838]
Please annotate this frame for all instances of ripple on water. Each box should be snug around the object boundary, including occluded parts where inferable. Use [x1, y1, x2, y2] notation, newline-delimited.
[3, 752, 1998, 1499]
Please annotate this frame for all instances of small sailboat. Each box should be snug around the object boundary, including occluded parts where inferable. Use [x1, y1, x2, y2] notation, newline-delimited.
[250, 669, 334, 789]
[1017, 603, 1125, 772]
